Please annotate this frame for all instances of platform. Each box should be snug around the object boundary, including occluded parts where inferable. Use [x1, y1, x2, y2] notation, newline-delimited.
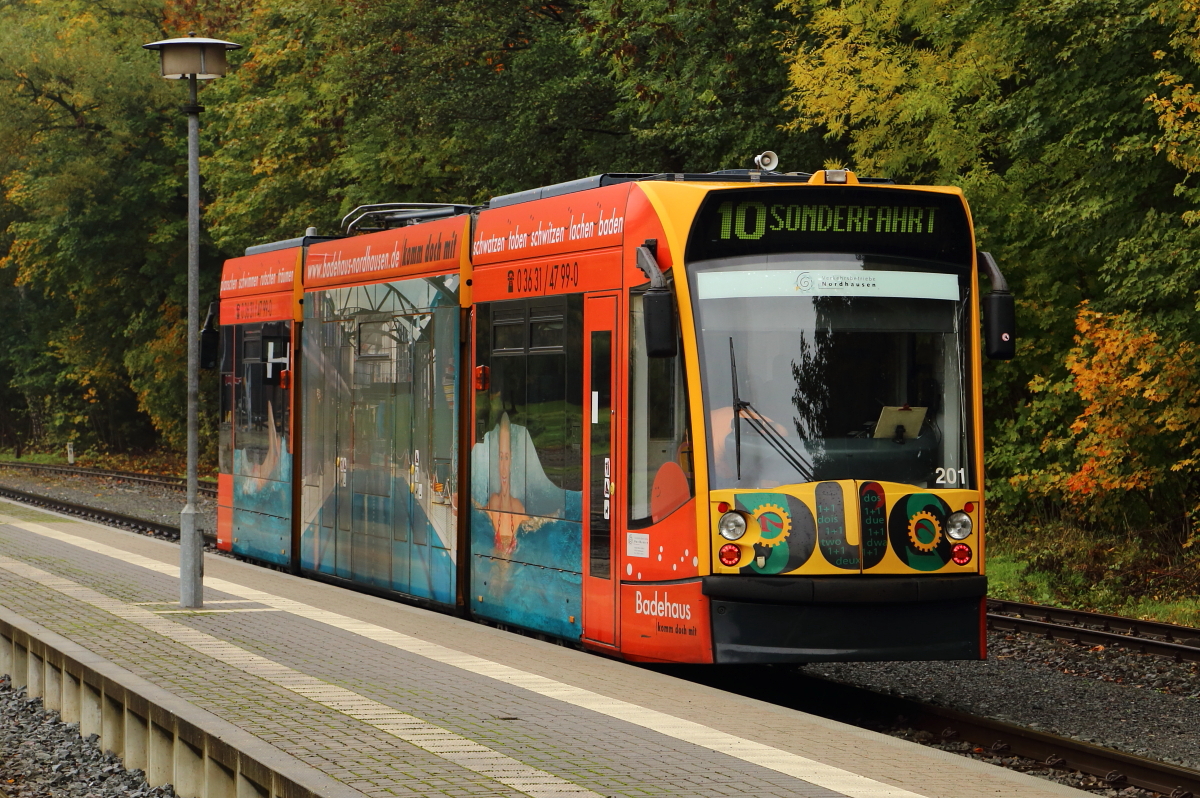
[0, 498, 1082, 798]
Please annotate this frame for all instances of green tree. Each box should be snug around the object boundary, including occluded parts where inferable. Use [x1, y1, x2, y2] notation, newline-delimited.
[0, 0, 223, 456]
[578, 0, 830, 171]
[203, 0, 832, 253]
[782, 0, 1200, 543]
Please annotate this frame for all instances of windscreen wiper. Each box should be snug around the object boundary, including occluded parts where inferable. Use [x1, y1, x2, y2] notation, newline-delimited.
[729, 338, 744, 480]
[729, 337, 815, 483]
[739, 400, 815, 482]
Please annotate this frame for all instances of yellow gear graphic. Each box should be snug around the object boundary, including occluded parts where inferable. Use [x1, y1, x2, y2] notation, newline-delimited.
[908, 510, 942, 553]
[751, 503, 791, 548]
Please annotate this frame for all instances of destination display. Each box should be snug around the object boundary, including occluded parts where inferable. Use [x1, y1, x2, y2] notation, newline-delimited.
[685, 186, 973, 265]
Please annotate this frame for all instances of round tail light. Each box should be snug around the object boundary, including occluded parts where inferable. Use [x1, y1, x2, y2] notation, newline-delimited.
[718, 544, 741, 566]
[951, 543, 972, 565]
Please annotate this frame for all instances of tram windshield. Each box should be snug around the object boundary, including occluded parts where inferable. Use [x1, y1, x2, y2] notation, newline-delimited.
[689, 253, 972, 490]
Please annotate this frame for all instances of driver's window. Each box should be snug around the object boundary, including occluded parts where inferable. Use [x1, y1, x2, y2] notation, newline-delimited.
[628, 292, 693, 527]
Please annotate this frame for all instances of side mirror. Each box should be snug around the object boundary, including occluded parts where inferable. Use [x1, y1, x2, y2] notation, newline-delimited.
[983, 291, 1015, 360]
[979, 251, 1016, 360]
[199, 302, 220, 370]
[636, 242, 677, 358]
[643, 288, 677, 358]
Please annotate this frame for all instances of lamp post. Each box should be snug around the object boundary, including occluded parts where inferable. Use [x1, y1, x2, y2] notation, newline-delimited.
[143, 33, 241, 609]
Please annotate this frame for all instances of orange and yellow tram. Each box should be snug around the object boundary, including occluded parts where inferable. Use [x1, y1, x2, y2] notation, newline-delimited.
[217, 165, 1016, 664]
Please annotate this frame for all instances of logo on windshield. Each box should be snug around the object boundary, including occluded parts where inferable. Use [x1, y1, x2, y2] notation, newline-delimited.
[794, 271, 878, 294]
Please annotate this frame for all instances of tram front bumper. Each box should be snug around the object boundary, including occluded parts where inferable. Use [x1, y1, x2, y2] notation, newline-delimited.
[703, 574, 987, 663]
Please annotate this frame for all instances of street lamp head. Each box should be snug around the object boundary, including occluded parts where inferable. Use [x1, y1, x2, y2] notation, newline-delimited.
[143, 33, 242, 80]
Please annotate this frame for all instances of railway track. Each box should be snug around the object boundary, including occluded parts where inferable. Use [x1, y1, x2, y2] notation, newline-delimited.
[988, 599, 1200, 663]
[0, 478, 1196, 794]
[767, 673, 1200, 798]
[0, 460, 217, 497]
[0, 483, 216, 547]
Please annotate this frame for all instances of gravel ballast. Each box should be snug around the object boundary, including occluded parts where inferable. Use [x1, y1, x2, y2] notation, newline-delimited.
[0, 467, 215, 538]
[884, 725, 1163, 797]
[806, 629, 1200, 773]
[0, 676, 174, 798]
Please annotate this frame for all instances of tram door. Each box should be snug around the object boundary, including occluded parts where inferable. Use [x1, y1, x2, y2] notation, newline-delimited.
[583, 294, 619, 647]
[393, 313, 437, 598]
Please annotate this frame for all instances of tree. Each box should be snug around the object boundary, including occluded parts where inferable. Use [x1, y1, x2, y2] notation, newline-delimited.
[0, 0, 224, 455]
[781, 0, 1200, 543]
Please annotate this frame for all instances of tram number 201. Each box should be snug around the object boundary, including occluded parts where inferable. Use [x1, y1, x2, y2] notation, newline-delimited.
[935, 467, 967, 485]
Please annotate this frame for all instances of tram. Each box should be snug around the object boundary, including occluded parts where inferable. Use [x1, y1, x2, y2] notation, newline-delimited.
[217, 162, 1016, 664]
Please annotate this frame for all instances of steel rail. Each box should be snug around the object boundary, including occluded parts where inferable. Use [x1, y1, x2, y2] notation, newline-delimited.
[987, 600, 1200, 663]
[691, 670, 1200, 798]
[862, 681, 1200, 798]
[0, 484, 216, 547]
[0, 461, 217, 498]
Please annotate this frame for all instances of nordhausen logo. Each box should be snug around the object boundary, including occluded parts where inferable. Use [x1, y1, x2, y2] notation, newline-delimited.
[634, 590, 692, 620]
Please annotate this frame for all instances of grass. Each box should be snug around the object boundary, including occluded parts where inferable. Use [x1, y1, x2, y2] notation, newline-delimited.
[0, 447, 216, 478]
[0, 449, 69, 465]
[0, 503, 70, 523]
[986, 525, 1200, 628]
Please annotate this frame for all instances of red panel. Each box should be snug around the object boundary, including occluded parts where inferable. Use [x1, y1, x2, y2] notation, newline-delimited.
[473, 183, 632, 265]
[623, 184, 675, 285]
[220, 249, 299, 299]
[617, 581, 712, 663]
[217, 473, 233, 551]
[219, 293, 293, 323]
[582, 294, 619, 647]
[472, 249, 623, 303]
[621, 499, 699, 582]
[304, 215, 467, 289]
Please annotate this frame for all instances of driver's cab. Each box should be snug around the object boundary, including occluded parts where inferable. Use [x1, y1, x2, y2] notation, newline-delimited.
[682, 184, 984, 578]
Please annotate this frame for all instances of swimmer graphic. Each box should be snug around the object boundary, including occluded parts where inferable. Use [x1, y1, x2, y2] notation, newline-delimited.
[484, 412, 529, 555]
[243, 400, 284, 492]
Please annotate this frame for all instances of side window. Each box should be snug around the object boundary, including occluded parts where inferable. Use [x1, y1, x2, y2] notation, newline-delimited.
[354, 317, 399, 386]
[477, 297, 583, 521]
[219, 325, 235, 477]
[235, 321, 290, 477]
[628, 291, 693, 526]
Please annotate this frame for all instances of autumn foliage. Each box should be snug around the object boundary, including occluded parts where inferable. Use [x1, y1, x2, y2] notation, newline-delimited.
[1046, 305, 1200, 546]
[1, 0, 1200, 570]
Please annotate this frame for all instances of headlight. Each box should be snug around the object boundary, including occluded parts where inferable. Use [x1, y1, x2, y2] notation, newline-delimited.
[718, 511, 747, 540]
[946, 511, 972, 540]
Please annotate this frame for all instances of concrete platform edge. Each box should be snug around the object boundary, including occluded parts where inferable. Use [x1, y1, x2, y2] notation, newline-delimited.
[0, 602, 368, 798]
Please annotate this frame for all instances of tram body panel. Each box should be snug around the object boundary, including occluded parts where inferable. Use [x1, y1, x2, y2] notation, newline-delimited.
[218, 248, 301, 565]
[618, 579, 712, 663]
[299, 217, 468, 605]
[468, 186, 635, 641]
[469, 294, 586, 639]
[618, 186, 701, 585]
[628, 182, 722, 585]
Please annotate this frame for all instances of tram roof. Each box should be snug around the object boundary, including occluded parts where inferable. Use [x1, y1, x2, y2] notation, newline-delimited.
[244, 234, 340, 257]
[485, 171, 895, 210]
